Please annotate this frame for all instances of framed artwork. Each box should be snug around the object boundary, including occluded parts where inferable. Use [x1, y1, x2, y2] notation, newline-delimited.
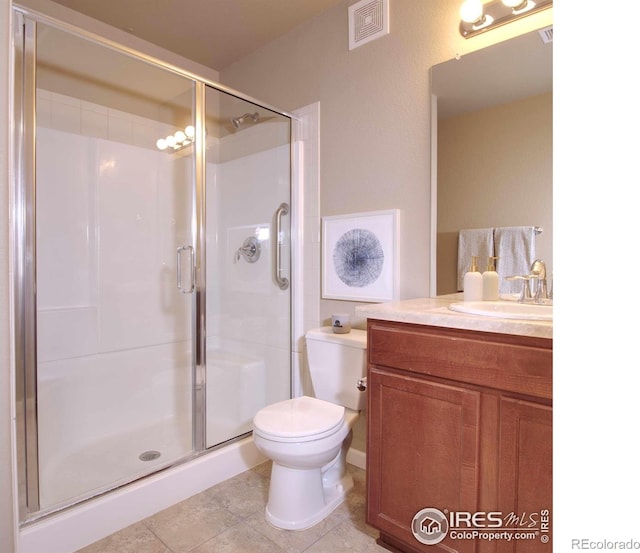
[322, 209, 399, 302]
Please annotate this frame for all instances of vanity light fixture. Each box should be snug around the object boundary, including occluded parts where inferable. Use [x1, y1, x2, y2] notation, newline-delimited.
[156, 124, 195, 152]
[459, 0, 552, 38]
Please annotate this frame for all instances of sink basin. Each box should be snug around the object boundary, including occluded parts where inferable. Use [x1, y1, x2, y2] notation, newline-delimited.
[448, 301, 552, 321]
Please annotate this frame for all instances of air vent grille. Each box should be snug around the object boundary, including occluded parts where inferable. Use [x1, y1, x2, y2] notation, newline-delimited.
[538, 26, 553, 43]
[348, 0, 389, 50]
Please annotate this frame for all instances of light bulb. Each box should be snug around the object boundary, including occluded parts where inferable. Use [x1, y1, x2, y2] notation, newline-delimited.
[184, 125, 195, 139]
[174, 131, 186, 144]
[165, 135, 177, 148]
[460, 0, 483, 23]
[156, 138, 167, 150]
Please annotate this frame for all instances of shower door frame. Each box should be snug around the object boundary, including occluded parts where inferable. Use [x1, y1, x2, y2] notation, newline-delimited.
[12, 4, 297, 523]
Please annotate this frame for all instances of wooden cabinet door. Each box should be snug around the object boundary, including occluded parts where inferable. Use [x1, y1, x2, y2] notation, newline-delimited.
[497, 397, 553, 553]
[367, 367, 481, 553]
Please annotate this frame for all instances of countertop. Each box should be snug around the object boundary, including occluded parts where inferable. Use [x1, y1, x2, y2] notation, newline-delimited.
[355, 295, 553, 340]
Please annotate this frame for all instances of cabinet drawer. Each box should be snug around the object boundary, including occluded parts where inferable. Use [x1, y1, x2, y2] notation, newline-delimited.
[368, 320, 552, 400]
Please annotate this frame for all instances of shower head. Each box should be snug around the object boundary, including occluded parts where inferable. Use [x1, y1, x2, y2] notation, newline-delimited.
[231, 112, 259, 129]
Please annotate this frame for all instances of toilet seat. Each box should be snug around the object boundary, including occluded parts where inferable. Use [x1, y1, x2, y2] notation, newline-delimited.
[253, 396, 345, 443]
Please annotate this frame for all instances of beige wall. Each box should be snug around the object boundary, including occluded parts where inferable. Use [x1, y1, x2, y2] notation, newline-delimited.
[220, 0, 553, 326]
[437, 92, 553, 294]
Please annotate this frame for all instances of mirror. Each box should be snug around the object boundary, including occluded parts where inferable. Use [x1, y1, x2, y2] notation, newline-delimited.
[430, 28, 553, 296]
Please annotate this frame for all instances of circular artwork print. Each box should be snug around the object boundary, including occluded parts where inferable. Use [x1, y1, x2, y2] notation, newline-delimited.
[332, 228, 384, 287]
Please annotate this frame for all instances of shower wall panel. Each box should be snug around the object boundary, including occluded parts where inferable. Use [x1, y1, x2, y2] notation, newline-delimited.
[97, 140, 191, 351]
[203, 107, 291, 448]
[36, 89, 192, 360]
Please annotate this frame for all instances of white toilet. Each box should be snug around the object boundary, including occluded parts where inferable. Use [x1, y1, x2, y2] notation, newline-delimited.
[252, 326, 367, 530]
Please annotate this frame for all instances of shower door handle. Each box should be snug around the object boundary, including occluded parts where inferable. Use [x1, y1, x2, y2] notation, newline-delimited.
[274, 203, 290, 290]
[176, 245, 195, 293]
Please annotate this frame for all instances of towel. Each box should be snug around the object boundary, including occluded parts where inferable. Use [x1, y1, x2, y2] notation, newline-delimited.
[457, 228, 494, 291]
[494, 226, 536, 294]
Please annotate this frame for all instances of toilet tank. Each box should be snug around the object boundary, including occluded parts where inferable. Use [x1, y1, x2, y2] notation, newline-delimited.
[305, 327, 367, 410]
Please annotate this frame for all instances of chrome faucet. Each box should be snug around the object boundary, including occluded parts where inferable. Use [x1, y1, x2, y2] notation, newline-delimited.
[506, 259, 551, 304]
[234, 236, 261, 263]
[529, 259, 548, 302]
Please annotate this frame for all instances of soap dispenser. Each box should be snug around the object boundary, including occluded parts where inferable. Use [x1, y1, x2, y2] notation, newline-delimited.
[482, 256, 499, 301]
[463, 256, 483, 301]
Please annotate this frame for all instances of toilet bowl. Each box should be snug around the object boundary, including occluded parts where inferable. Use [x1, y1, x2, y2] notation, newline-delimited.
[253, 396, 359, 530]
[252, 327, 367, 531]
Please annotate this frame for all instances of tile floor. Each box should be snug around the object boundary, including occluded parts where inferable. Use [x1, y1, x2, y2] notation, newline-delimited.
[76, 462, 390, 553]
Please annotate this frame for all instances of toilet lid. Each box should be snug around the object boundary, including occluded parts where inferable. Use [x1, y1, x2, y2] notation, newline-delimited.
[253, 396, 345, 439]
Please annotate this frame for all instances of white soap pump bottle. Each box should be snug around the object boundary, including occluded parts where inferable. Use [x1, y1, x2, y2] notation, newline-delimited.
[482, 256, 499, 301]
[463, 256, 483, 301]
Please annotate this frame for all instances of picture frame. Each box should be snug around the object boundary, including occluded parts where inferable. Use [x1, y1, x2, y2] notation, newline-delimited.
[322, 209, 399, 302]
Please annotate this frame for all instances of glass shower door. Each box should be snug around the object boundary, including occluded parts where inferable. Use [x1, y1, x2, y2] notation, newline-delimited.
[16, 10, 294, 520]
[29, 21, 198, 511]
[203, 88, 292, 448]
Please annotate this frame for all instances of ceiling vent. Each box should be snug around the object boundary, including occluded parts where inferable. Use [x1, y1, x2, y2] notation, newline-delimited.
[538, 25, 553, 43]
[348, 0, 389, 51]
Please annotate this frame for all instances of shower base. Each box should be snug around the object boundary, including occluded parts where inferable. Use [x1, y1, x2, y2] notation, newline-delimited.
[39, 416, 191, 511]
[20, 437, 266, 553]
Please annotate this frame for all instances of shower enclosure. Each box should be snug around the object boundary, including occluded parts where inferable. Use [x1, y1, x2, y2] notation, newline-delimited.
[14, 8, 292, 522]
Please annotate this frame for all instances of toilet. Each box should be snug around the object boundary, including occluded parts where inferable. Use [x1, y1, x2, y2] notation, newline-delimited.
[252, 326, 367, 530]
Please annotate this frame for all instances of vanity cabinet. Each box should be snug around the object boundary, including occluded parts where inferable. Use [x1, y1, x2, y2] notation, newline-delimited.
[365, 319, 552, 553]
